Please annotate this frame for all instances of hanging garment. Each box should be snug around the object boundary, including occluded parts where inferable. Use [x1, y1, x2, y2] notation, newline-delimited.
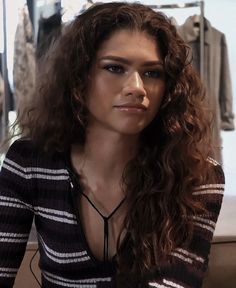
[0, 74, 4, 142]
[26, 0, 34, 27]
[36, 12, 61, 59]
[13, 4, 36, 114]
[0, 73, 3, 118]
[0, 54, 14, 111]
[0, 74, 3, 140]
[178, 16, 235, 163]
[169, 16, 179, 27]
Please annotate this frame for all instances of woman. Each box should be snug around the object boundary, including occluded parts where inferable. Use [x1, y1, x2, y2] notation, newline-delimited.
[0, 2, 224, 288]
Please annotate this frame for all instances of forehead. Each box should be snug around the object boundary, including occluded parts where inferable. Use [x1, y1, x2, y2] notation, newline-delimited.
[96, 29, 162, 60]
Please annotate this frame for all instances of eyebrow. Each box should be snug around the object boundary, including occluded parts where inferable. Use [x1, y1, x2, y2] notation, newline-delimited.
[98, 55, 164, 67]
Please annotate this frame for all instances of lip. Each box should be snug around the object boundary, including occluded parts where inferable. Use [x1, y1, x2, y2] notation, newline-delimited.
[113, 103, 147, 112]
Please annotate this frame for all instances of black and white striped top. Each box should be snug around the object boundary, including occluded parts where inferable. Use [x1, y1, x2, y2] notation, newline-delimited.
[0, 140, 224, 288]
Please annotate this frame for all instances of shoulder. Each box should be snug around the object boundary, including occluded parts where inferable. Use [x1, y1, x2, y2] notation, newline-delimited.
[206, 157, 225, 187]
[192, 157, 225, 200]
[1, 138, 70, 202]
[5, 138, 39, 155]
[2, 138, 66, 171]
[191, 157, 225, 228]
[1, 139, 37, 168]
[206, 157, 225, 185]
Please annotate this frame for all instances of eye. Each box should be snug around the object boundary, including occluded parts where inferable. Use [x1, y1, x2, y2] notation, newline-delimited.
[104, 64, 125, 74]
[144, 70, 164, 79]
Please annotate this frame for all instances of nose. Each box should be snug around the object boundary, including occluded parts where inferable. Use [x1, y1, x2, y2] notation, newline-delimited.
[122, 72, 146, 100]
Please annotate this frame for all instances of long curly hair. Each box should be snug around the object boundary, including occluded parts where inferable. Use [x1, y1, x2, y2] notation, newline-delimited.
[16, 2, 216, 276]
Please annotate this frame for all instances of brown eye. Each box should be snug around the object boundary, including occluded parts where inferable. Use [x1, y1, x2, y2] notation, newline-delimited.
[144, 70, 164, 79]
[104, 64, 124, 74]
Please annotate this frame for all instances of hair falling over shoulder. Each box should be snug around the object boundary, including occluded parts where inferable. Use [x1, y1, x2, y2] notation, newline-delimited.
[14, 2, 217, 276]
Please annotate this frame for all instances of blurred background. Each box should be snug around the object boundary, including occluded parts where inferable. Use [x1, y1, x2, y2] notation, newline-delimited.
[0, 0, 236, 196]
[0, 1, 235, 287]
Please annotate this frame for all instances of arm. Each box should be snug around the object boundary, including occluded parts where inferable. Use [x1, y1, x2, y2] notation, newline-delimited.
[0, 140, 34, 287]
[115, 161, 224, 288]
[146, 161, 224, 288]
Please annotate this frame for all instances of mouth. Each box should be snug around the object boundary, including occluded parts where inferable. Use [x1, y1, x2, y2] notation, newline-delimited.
[113, 103, 147, 113]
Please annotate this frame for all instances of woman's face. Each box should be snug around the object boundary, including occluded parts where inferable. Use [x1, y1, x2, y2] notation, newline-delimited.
[86, 29, 166, 136]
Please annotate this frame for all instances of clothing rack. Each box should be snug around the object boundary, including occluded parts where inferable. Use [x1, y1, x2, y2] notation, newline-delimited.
[149, 1, 205, 81]
[0, 0, 205, 144]
[1, 0, 9, 142]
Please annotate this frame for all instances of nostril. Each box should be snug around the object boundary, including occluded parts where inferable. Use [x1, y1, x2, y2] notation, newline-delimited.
[137, 93, 145, 100]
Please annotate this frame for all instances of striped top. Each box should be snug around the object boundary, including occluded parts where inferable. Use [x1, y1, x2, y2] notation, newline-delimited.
[0, 140, 224, 288]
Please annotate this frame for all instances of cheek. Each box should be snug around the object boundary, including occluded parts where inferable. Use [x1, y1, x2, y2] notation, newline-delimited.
[149, 85, 166, 113]
[93, 73, 117, 94]
[87, 80, 105, 106]
[86, 84, 113, 117]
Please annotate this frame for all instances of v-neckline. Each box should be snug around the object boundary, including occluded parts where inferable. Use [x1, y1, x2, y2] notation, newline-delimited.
[65, 151, 127, 265]
[73, 174, 126, 263]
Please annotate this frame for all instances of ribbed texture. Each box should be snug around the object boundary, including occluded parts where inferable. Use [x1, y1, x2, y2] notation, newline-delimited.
[0, 140, 224, 288]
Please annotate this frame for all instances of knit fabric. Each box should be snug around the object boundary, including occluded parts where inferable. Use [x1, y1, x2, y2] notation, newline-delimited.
[0, 140, 224, 288]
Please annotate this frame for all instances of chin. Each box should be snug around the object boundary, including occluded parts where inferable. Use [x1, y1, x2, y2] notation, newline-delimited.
[118, 127, 146, 136]
[116, 122, 150, 135]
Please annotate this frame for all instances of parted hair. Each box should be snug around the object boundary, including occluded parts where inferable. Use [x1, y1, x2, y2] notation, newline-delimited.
[16, 2, 216, 275]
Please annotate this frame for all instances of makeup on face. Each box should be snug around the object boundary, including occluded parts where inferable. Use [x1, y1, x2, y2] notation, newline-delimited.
[85, 29, 166, 135]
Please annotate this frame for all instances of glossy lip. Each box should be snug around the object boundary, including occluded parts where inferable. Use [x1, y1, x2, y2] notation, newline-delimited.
[113, 103, 147, 112]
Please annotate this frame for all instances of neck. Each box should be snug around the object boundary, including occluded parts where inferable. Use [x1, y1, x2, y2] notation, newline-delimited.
[71, 127, 140, 181]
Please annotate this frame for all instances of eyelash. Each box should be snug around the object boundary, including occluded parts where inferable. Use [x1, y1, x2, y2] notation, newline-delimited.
[144, 70, 164, 79]
[103, 64, 164, 79]
[104, 64, 124, 74]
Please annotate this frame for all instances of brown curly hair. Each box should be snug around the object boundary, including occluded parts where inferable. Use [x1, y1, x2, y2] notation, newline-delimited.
[16, 2, 216, 276]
